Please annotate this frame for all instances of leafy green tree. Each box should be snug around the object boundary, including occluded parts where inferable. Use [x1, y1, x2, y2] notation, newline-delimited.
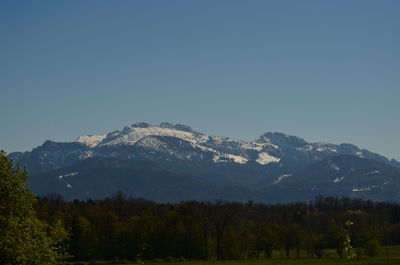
[209, 202, 237, 260]
[155, 210, 185, 258]
[308, 233, 327, 258]
[364, 239, 380, 259]
[328, 221, 347, 258]
[70, 216, 95, 260]
[91, 210, 120, 260]
[290, 223, 306, 258]
[264, 223, 286, 258]
[283, 225, 296, 258]
[0, 151, 69, 265]
[343, 220, 357, 264]
[256, 223, 275, 258]
[235, 219, 255, 259]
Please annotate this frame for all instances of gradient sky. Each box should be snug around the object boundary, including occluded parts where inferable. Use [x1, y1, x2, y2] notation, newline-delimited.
[1, 1, 399, 160]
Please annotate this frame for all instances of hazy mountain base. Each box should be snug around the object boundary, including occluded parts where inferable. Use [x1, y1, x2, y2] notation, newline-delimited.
[28, 157, 256, 202]
[29, 155, 400, 203]
[260, 155, 400, 203]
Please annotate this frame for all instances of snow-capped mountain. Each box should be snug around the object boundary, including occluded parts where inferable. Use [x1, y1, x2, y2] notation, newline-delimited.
[8, 122, 400, 202]
[10, 122, 399, 175]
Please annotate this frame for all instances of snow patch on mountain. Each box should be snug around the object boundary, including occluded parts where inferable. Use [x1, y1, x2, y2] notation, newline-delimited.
[58, 172, 78, 189]
[75, 135, 107, 147]
[363, 170, 380, 176]
[79, 150, 94, 159]
[59, 172, 78, 179]
[136, 136, 168, 150]
[331, 164, 340, 171]
[333, 176, 344, 183]
[248, 142, 264, 151]
[256, 152, 280, 165]
[274, 174, 292, 184]
[356, 151, 365, 158]
[213, 154, 248, 164]
[352, 187, 371, 192]
[314, 144, 338, 153]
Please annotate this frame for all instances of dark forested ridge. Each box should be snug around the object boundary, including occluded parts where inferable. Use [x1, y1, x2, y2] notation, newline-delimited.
[35, 194, 400, 262]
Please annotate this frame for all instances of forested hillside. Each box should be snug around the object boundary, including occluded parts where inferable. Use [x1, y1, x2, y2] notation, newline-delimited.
[35, 194, 400, 262]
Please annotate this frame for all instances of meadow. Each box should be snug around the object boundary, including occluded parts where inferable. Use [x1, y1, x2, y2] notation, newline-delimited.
[109, 258, 400, 265]
[75, 246, 400, 265]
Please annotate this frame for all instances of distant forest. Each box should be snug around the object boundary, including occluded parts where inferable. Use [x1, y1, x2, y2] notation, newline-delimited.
[35, 194, 400, 262]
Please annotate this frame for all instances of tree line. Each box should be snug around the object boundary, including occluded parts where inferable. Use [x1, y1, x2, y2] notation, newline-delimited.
[35, 193, 400, 262]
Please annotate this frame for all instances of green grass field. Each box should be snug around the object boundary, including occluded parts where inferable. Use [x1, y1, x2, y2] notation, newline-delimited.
[75, 246, 400, 265]
[140, 260, 400, 265]
[108, 258, 400, 265]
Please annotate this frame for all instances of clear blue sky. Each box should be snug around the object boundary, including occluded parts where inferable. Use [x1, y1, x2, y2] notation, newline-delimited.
[1, 1, 399, 160]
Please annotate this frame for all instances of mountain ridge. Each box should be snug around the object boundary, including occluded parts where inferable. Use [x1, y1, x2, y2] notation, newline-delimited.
[8, 122, 400, 203]
[10, 122, 399, 172]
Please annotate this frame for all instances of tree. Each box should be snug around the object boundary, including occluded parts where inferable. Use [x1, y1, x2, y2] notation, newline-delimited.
[256, 223, 275, 258]
[70, 216, 95, 260]
[364, 239, 380, 259]
[343, 220, 357, 264]
[209, 202, 237, 260]
[0, 151, 69, 264]
[290, 223, 306, 258]
[91, 210, 120, 260]
[267, 223, 286, 257]
[308, 233, 327, 258]
[328, 221, 347, 258]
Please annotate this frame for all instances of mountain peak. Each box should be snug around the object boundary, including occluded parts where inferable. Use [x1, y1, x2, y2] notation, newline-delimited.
[85, 122, 205, 147]
[130, 122, 152, 128]
[258, 132, 308, 147]
[159, 122, 197, 133]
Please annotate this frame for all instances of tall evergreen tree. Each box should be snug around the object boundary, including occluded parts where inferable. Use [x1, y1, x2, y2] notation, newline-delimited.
[0, 151, 69, 265]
